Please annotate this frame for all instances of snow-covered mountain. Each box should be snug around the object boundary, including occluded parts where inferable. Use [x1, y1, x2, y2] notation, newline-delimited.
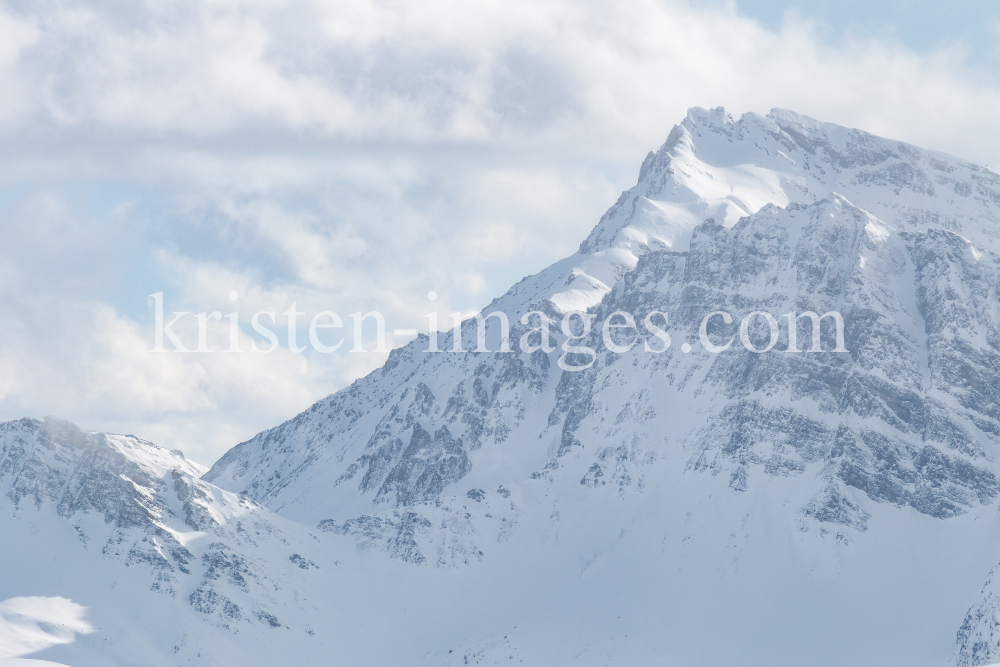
[7, 108, 1000, 666]
[0, 417, 343, 665]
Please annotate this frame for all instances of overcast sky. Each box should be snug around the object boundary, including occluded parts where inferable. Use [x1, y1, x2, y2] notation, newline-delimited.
[2, 0, 1000, 465]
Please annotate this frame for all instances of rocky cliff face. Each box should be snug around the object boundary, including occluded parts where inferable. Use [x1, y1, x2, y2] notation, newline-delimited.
[0, 416, 331, 663]
[206, 108, 1000, 533]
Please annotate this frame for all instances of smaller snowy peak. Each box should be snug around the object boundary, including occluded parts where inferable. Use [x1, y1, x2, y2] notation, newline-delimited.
[0, 417, 332, 641]
[0, 417, 205, 503]
[104, 433, 206, 477]
[0, 417, 217, 538]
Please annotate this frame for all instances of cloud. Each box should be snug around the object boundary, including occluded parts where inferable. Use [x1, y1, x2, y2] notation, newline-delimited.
[1, 0, 999, 464]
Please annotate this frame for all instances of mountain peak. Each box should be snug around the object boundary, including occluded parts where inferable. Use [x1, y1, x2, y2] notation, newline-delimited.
[549, 106, 997, 314]
[682, 105, 737, 129]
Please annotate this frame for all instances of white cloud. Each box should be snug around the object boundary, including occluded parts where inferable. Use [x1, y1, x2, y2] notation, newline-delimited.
[1, 0, 999, 464]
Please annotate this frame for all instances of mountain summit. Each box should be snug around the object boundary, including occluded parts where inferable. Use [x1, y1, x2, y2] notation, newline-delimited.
[8, 108, 1000, 666]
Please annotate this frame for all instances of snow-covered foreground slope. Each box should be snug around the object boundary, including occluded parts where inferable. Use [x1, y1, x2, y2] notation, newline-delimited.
[9, 108, 1000, 665]
[8, 417, 1000, 667]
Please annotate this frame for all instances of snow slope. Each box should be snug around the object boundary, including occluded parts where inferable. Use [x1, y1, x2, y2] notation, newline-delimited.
[0, 417, 349, 665]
